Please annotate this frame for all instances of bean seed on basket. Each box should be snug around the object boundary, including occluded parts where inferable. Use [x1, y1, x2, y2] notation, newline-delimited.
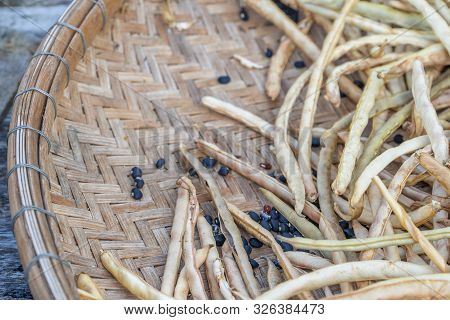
[249, 238, 263, 248]
[260, 220, 272, 231]
[211, 224, 220, 235]
[264, 48, 273, 58]
[204, 214, 214, 225]
[244, 244, 252, 255]
[279, 223, 289, 233]
[271, 219, 279, 232]
[249, 259, 259, 269]
[394, 134, 404, 144]
[248, 211, 260, 223]
[214, 233, 226, 247]
[294, 60, 305, 69]
[241, 236, 249, 247]
[155, 158, 165, 169]
[202, 156, 217, 168]
[280, 242, 293, 252]
[278, 175, 287, 183]
[214, 217, 220, 226]
[218, 166, 230, 176]
[130, 166, 142, 179]
[134, 177, 145, 189]
[131, 187, 143, 200]
[311, 137, 321, 148]
[270, 208, 280, 219]
[279, 214, 289, 224]
[217, 75, 231, 85]
[239, 7, 249, 21]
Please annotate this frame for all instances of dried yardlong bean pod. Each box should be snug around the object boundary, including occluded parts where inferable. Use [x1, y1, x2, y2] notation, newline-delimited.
[432, 0, 450, 24]
[417, 152, 450, 194]
[259, 188, 322, 240]
[160, 179, 189, 296]
[225, 201, 314, 300]
[326, 53, 406, 108]
[197, 216, 223, 300]
[245, 0, 362, 102]
[196, 140, 321, 223]
[266, 17, 313, 101]
[298, 0, 358, 200]
[265, 258, 284, 289]
[409, 0, 450, 55]
[373, 176, 449, 272]
[360, 151, 423, 262]
[100, 251, 172, 300]
[174, 247, 209, 300]
[181, 148, 261, 298]
[274, 70, 310, 209]
[297, 0, 430, 29]
[285, 251, 333, 270]
[212, 258, 235, 300]
[256, 260, 435, 300]
[77, 273, 104, 300]
[328, 274, 450, 300]
[77, 288, 101, 300]
[412, 60, 450, 264]
[278, 227, 450, 251]
[393, 202, 440, 229]
[222, 242, 250, 300]
[178, 177, 207, 300]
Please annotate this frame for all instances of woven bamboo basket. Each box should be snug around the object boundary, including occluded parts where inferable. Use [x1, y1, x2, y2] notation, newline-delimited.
[7, 0, 357, 300]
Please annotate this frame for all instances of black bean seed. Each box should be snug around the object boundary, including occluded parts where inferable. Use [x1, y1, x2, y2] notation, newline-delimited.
[340, 91, 347, 98]
[279, 215, 289, 224]
[344, 228, 356, 239]
[354, 79, 365, 88]
[280, 231, 293, 238]
[294, 60, 306, 69]
[244, 244, 252, 255]
[214, 233, 226, 247]
[211, 224, 220, 235]
[272, 259, 282, 270]
[289, 224, 298, 233]
[249, 259, 259, 269]
[261, 212, 271, 221]
[130, 167, 142, 179]
[155, 158, 165, 169]
[260, 220, 272, 231]
[239, 7, 249, 21]
[188, 168, 198, 177]
[218, 166, 230, 176]
[241, 236, 249, 247]
[339, 220, 350, 230]
[249, 238, 263, 248]
[278, 175, 287, 183]
[279, 223, 289, 233]
[248, 211, 260, 223]
[204, 215, 213, 225]
[280, 242, 293, 252]
[271, 219, 280, 232]
[214, 217, 220, 226]
[217, 75, 231, 84]
[311, 137, 321, 148]
[264, 48, 273, 58]
[270, 208, 280, 219]
[202, 156, 217, 168]
[134, 177, 145, 189]
[131, 188, 143, 200]
[292, 230, 302, 237]
[394, 134, 404, 144]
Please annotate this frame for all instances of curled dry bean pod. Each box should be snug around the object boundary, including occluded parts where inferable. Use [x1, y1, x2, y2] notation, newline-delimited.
[212, 258, 235, 300]
[77, 273, 104, 300]
[222, 242, 250, 300]
[256, 260, 435, 300]
[174, 247, 210, 300]
[100, 251, 172, 300]
[285, 251, 333, 270]
[327, 274, 450, 300]
[417, 152, 450, 194]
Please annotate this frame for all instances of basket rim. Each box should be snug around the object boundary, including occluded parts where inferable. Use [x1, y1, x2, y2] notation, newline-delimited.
[7, 0, 125, 299]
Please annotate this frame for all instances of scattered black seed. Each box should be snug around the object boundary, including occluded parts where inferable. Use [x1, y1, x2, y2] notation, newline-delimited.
[294, 60, 306, 69]
[394, 134, 404, 144]
[249, 238, 263, 248]
[279, 214, 289, 224]
[217, 75, 231, 84]
[202, 156, 217, 168]
[134, 177, 145, 189]
[272, 259, 282, 270]
[260, 220, 272, 231]
[280, 242, 293, 252]
[270, 208, 280, 219]
[214, 233, 226, 247]
[311, 137, 321, 148]
[204, 215, 213, 225]
[130, 167, 142, 179]
[275, 239, 283, 246]
[340, 91, 347, 98]
[248, 211, 261, 223]
[264, 48, 273, 58]
[218, 166, 230, 176]
[273, 0, 299, 22]
[249, 259, 259, 269]
[263, 204, 272, 213]
[279, 223, 289, 233]
[131, 188, 143, 200]
[239, 7, 249, 21]
[259, 162, 272, 170]
[244, 244, 253, 255]
[339, 220, 350, 230]
[188, 168, 198, 177]
[278, 175, 287, 183]
[292, 230, 302, 237]
[211, 224, 220, 235]
[354, 79, 365, 88]
[344, 228, 356, 239]
[242, 236, 249, 247]
[280, 231, 293, 238]
[214, 217, 220, 226]
[155, 158, 165, 169]
[271, 219, 280, 232]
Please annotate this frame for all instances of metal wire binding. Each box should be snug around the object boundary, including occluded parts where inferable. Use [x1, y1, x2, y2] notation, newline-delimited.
[14, 87, 57, 117]
[24, 253, 72, 283]
[11, 206, 57, 235]
[7, 125, 52, 150]
[7, 163, 50, 185]
[32, 51, 71, 87]
[88, 0, 107, 30]
[54, 22, 87, 55]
